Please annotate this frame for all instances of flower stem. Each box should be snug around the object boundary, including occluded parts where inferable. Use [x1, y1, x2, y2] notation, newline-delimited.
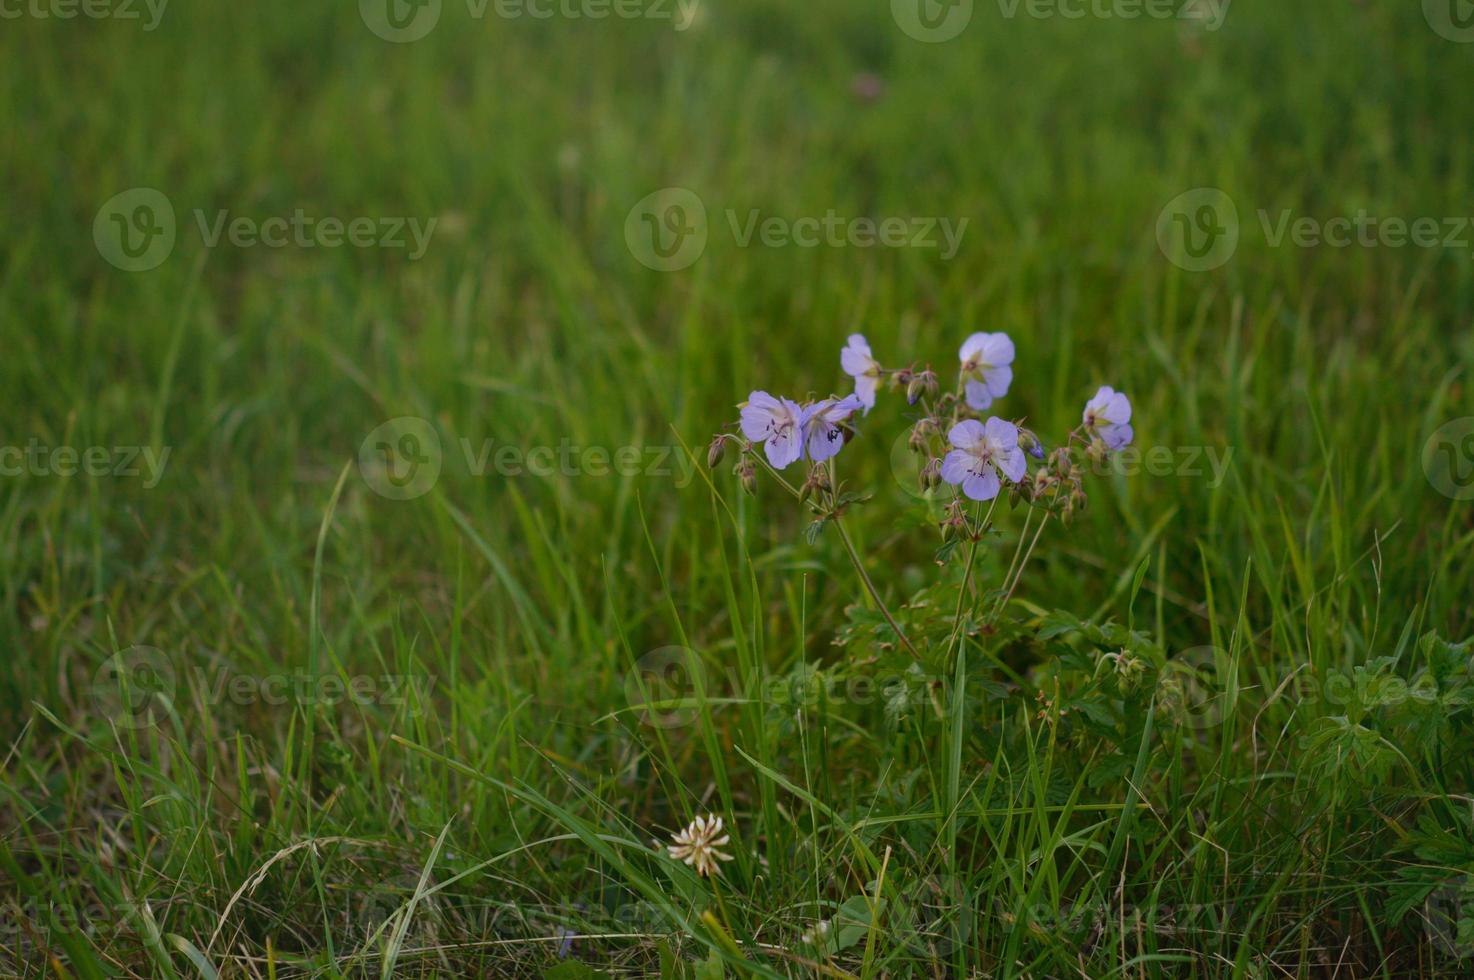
[832, 515, 921, 659]
[748, 448, 920, 659]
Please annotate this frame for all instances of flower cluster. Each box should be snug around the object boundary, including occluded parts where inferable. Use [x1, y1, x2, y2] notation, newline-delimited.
[710, 330, 1133, 528]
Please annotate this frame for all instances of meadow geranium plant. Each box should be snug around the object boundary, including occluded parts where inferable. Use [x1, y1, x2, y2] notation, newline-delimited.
[709, 331, 1135, 668]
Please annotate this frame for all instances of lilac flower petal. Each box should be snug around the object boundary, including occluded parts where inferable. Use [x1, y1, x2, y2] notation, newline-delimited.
[964, 379, 994, 411]
[766, 425, 804, 468]
[841, 335, 873, 377]
[1084, 386, 1131, 427]
[959, 332, 988, 364]
[962, 468, 1001, 501]
[1102, 423, 1133, 450]
[940, 449, 972, 486]
[854, 374, 878, 412]
[739, 390, 783, 442]
[977, 333, 1015, 367]
[948, 419, 987, 449]
[983, 417, 1019, 449]
[980, 364, 1013, 399]
[1104, 391, 1131, 425]
[807, 420, 845, 462]
[997, 445, 1027, 483]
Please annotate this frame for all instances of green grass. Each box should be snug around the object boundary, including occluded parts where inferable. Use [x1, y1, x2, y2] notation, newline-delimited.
[4, 0, 1474, 975]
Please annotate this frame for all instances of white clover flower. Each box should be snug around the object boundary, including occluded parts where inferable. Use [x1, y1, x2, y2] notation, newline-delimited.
[799, 918, 832, 946]
[667, 814, 734, 877]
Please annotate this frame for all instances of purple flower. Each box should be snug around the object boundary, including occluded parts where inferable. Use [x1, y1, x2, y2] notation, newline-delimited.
[958, 332, 1014, 411]
[802, 394, 864, 462]
[941, 417, 1027, 501]
[740, 391, 805, 469]
[1082, 386, 1133, 450]
[840, 334, 881, 413]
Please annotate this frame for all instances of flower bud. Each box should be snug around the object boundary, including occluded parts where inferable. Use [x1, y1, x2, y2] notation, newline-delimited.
[906, 375, 927, 405]
[1019, 429, 1045, 460]
[736, 460, 757, 496]
[707, 434, 728, 469]
[919, 458, 941, 490]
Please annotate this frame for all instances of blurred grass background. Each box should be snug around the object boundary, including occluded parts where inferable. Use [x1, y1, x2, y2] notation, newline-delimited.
[3, 0, 1474, 975]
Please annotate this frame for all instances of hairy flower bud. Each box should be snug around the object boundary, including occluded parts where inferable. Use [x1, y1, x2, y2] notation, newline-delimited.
[707, 434, 729, 469]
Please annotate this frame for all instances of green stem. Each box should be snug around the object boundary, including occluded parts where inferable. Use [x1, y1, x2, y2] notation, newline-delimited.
[749, 448, 920, 659]
[832, 516, 921, 659]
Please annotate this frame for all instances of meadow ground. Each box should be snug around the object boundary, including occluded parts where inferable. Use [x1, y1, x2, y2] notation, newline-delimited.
[3, 0, 1474, 976]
